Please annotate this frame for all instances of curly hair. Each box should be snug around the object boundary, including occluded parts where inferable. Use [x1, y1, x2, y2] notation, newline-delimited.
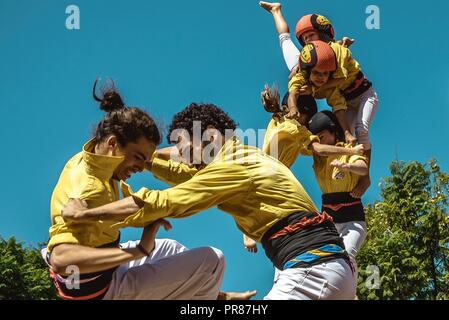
[92, 79, 161, 146]
[167, 103, 237, 144]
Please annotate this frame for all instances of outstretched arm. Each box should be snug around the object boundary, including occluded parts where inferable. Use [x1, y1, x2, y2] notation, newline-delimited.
[260, 2, 300, 71]
[63, 162, 252, 228]
[50, 220, 171, 275]
[311, 142, 364, 157]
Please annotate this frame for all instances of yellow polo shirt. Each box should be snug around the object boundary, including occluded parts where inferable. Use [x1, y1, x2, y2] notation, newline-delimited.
[48, 140, 132, 252]
[115, 137, 318, 242]
[288, 42, 362, 113]
[262, 117, 318, 168]
[313, 143, 367, 194]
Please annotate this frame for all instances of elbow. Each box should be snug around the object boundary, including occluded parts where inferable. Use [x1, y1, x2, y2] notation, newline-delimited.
[49, 245, 72, 275]
[49, 254, 68, 274]
[357, 165, 369, 176]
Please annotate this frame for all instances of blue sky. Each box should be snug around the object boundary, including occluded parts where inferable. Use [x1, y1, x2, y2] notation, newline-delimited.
[1, 0, 448, 299]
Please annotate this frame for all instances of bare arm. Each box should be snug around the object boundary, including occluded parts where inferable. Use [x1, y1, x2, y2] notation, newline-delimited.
[286, 89, 300, 119]
[50, 220, 171, 275]
[50, 244, 145, 275]
[311, 142, 364, 157]
[153, 146, 182, 162]
[331, 159, 368, 176]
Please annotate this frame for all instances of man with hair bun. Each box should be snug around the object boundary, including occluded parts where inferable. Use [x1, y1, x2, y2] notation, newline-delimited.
[44, 80, 255, 300]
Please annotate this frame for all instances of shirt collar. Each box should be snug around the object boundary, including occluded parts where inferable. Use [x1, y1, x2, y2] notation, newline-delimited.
[82, 139, 125, 180]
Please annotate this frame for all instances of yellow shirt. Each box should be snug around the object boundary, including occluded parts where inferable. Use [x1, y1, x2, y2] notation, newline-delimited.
[288, 42, 361, 113]
[114, 137, 318, 242]
[313, 143, 367, 194]
[262, 117, 319, 168]
[48, 140, 132, 252]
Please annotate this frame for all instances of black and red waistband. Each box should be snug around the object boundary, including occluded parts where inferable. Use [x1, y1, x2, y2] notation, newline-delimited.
[342, 71, 372, 101]
[261, 211, 348, 270]
[48, 237, 120, 300]
[322, 192, 365, 223]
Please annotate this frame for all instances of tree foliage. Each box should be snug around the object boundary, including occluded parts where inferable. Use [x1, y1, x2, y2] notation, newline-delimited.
[357, 159, 449, 299]
[0, 237, 57, 300]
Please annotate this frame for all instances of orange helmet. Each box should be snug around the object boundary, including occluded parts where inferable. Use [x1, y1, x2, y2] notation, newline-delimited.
[295, 14, 335, 46]
[299, 40, 337, 72]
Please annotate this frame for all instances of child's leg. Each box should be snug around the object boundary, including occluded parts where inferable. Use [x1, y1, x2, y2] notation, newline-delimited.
[260, 2, 300, 71]
[350, 88, 379, 198]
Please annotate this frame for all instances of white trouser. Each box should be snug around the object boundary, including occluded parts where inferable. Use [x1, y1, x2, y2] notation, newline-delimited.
[103, 239, 225, 300]
[346, 87, 379, 150]
[279, 33, 300, 72]
[265, 258, 356, 300]
[335, 221, 367, 276]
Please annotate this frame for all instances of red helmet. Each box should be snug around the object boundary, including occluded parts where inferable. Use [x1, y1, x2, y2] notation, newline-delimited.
[299, 40, 337, 72]
[295, 14, 335, 46]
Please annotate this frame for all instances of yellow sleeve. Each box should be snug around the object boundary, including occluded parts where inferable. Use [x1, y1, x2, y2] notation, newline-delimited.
[48, 178, 107, 252]
[332, 43, 350, 79]
[262, 117, 319, 167]
[326, 87, 347, 112]
[288, 72, 307, 93]
[113, 162, 252, 228]
[331, 43, 361, 87]
[348, 154, 368, 165]
[300, 134, 320, 156]
[150, 155, 198, 186]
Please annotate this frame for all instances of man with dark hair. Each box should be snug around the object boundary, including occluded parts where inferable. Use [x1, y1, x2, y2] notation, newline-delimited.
[62, 102, 356, 300]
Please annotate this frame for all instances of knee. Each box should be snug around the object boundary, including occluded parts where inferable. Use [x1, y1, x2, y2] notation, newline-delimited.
[158, 238, 188, 253]
[197, 247, 226, 273]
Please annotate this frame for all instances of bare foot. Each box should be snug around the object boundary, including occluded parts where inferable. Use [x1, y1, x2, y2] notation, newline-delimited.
[259, 1, 282, 14]
[218, 290, 258, 300]
[351, 174, 371, 198]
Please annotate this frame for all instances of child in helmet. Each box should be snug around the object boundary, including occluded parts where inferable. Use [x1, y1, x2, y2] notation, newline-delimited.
[259, 2, 354, 72]
[307, 110, 369, 273]
[288, 40, 378, 197]
[260, 2, 377, 197]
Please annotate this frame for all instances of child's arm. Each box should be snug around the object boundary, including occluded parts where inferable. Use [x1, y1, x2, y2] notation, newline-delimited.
[286, 89, 301, 119]
[287, 73, 307, 119]
[311, 143, 364, 157]
[330, 159, 368, 176]
[243, 234, 258, 253]
[260, 2, 300, 71]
